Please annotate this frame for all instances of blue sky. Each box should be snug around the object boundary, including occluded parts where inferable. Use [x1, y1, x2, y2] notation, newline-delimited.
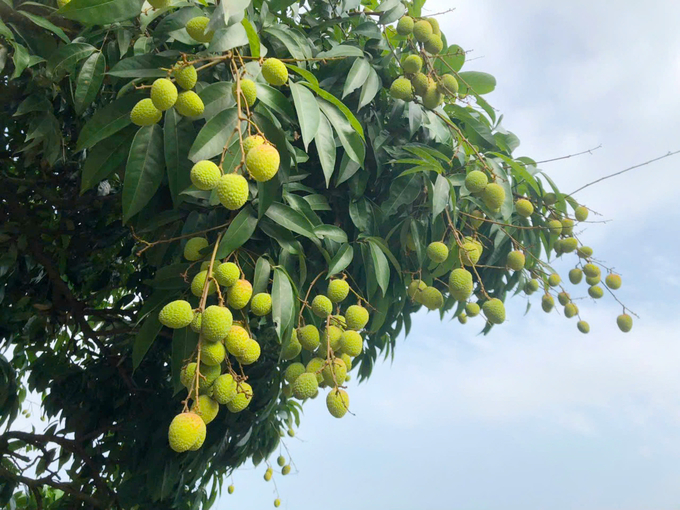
[220, 1, 680, 509]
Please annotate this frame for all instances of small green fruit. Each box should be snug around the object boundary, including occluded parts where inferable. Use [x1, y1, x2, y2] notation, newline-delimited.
[483, 298, 506, 324]
[396, 16, 415, 35]
[506, 251, 526, 271]
[261, 58, 288, 86]
[616, 314, 633, 333]
[426, 241, 449, 263]
[465, 170, 488, 193]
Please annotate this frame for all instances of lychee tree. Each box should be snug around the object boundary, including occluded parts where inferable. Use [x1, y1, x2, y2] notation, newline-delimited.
[0, 0, 634, 507]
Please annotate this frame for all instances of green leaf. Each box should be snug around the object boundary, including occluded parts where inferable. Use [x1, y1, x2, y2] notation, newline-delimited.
[457, 71, 497, 95]
[367, 239, 389, 295]
[363, 236, 402, 274]
[302, 82, 364, 140]
[81, 125, 136, 193]
[381, 174, 421, 216]
[76, 93, 141, 151]
[122, 124, 165, 223]
[289, 81, 320, 150]
[434, 44, 465, 75]
[265, 202, 317, 240]
[198, 82, 235, 120]
[314, 112, 336, 187]
[241, 18, 260, 58]
[215, 206, 259, 259]
[313, 225, 347, 243]
[252, 257, 271, 295]
[272, 267, 295, 340]
[316, 45, 364, 58]
[13, 95, 51, 116]
[342, 57, 370, 98]
[317, 98, 365, 167]
[208, 23, 248, 53]
[17, 11, 70, 43]
[57, 0, 144, 25]
[256, 83, 296, 122]
[107, 54, 173, 78]
[432, 174, 451, 219]
[358, 67, 381, 110]
[164, 109, 195, 207]
[327, 244, 353, 277]
[9, 43, 29, 80]
[264, 26, 308, 61]
[132, 311, 162, 371]
[46, 43, 95, 78]
[172, 327, 198, 394]
[74, 52, 105, 115]
[188, 107, 240, 162]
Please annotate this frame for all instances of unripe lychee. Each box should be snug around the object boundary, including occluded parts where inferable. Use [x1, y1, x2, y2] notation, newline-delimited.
[469, 209, 485, 229]
[460, 242, 481, 266]
[175, 91, 204, 117]
[216, 173, 249, 210]
[215, 262, 240, 287]
[191, 270, 216, 297]
[458, 313, 468, 324]
[159, 300, 194, 329]
[421, 85, 443, 109]
[281, 331, 302, 360]
[577, 246, 593, 258]
[483, 298, 505, 324]
[408, 279, 427, 301]
[465, 170, 488, 193]
[284, 362, 306, 384]
[558, 291, 571, 306]
[251, 293, 272, 316]
[322, 358, 347, 386]
[246, 144, 280, 182]
[226, 382, 252, 412]
[277, 455, 286, 467]
[327, 279, 350, 303]
[561, 218, 574, 236]
[292, 372, 318, 400]
[389, 77, 414, 101]
[262, 58, 288, 86]
[174, 65, 197, 90]
[605, 274, 622, 290]
[577, 321, 590, 334]
[168, 412, 206, 452]
[130, 98, 162, 126]
[482, 183, 505, 211]
[340, 353, 352, 370]
[412, 72, 431, 96]
[548, 273, 561, 287]
[561, 237, 578, 253]
[427, 241, 449, 263]
[546, 219, 563, 236]
[569, 268, 583, 284]
[543, 192, 557, 205]
[583, 263, 600, 278]
[506, 251, 525, 271]
[213, 373, 237, 404]
[402, 55, 423, 74]
[426, 17, 441, 35]
[564, 302, 579, 318]
[465, 302, 480, 317]
[311, 295, 333, 318]
[322, 325, 343, 352]
[201, 305, 233, 343]
[588, 285, 604, 299]
[327, 389, 350, 418]
[190, 312, 202, 333]
[542, 294, 555, 312]
[574, 206, 589, 222]
[306, 357, 325, 383]
[282, 464, 291, 475]
[190, 160, 221, 190]
[515, 199, 534, 218]
[298, 325, 320, 351]
[345, 305, 369, 330]
[424, 33, 443, 54]
[225, 325, 249, 356]
[184, 237, 208, 261]
[191, 394, 219, 424]
[228, 485, 235, 494]
[438, 74, 459, 95]
[243, 135, 265, 154]
[413, 20, 433, 42]
[339, 330, 363, 357]
[264, 468, 273, 481]
[233, 79, 257, 107]
[616, 314, 633, 333]
[201, 340, 226, 366]
[150, 78, 178, 112]
[236, 338, 261, 365]
[186, 16, 214, 43]
[420, 287, 443, 311]
[586, 275, 601, 286]
[227, 279, 252, 309]
[396, 15, 414, 35]
[525, 279, 540, 294]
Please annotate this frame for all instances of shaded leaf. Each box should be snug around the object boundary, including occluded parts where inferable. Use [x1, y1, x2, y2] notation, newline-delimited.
[289, 81, 320, 150]
[81, 125, 136, 193]
[132, 311, 162, 371]
[327, 244, 353, 277]
[314, 112, 336, 187]
[265, 202, 317, 240]
[188, 107, 240, 162]
[74, 52, 105, 114]
[57, 0, 144, 25]
[215, 206, 258, 259]
[47, 43, 95, 78]
[164, 109, 195, 207]
[122, 124, 165, 222]
[76, 93, 141, 151]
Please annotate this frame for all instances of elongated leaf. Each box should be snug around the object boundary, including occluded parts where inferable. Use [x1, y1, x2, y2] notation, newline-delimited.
[272, 267, 295, 339]
[132, 311, 162, 371]
[264, 26, 306, 60]
[432, 173, 451, 219]
[314, 112, 336, 187]
[57, 0, 144, 25]
[172, 327, 198, 394]
[457, 71, 497, 95]
[252, 257, 271, 295]
[367, 239, 389, 295]
[13, 95, 51, 116]
[9, 43, 29, 80]
[215, 206, 258, 259]
[317, 98, 365, 167]
[81, 125, 136, 193]
[434, 44, 465, 75]
[314, 225, 347, 243]
[198, 82, 235, 120]
[256, 83, 296, 122]
[302, 81, 364, 139]
[164, 109, 194, 207]
[358, 67, 381, 110]
[381, 174, 421, 216]
[76, 93, 141, 151]
[122, 125, 165, 222]
[208, 23, 248, 52]
[342, 57, 370, 98]
[316, 44, 364, 58]
[363, 236, 402, 274]
[327, 244, 353, 277]
[18, 11, 69, 43]
[47, 43, 95, 78]
[74, 52, 105, 114]
[265, 202, 317, 240]
[289, 81, 320, 150]
[108, 54, 172, 78]
[188, 107, 240, 162]
[242, 18, 260, 58]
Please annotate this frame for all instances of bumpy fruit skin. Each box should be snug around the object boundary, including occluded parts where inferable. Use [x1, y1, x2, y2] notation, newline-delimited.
[227, 279, 253, 309]
[421, 287, 444, 311]
[569, 268, 583, 285]
[547, 219, 563, 236]
[243, 135, 265, 154]
[168, 412, 206, 452]
[564, 303, 579, 318]
[201, 341, 226, 366]
[396, 16, 414, 35]
[617, 314, 633, 333]
[427, 241, 449, 263]
[236, 339, 261, 365]
[413, 20, 433, 42]
[158, 300, 194, 329]
[311, 295, 333, 318]
[186, 16, 214, 43]
[588, 285, 604, 299]
[190, 160, 221, 190]
[130, 98, 162, 126]
[340, 330, 363, 357]
[482, 183, 505, 211]
[191, 395, 219, 424]
[190, 312, 202, 333]
[246, 144, 280, 182]
[412, 73, 431, 96]
[466, 302, 481, 317]
[262, 58, 288, 86]
[233, 79, 257, 107]
[465, 170, 488, 193]
[150, 78, 178, 111]
[561, 218, 575, 236]
[251, 293, 272, 316]
[213, 374, 237, 404]
[284, 362, 306, 384]
[577, 321, 590, 334]
[402, 55, 423, 74]
[506, 251, 526, 271]
[574, 206, 589, 222]
[306, 357, 325, 383]
[281, 332, 302, 360]
[180, 362, 197, 388]
[438, 74, 459, 95]
[460, 242, 481, 266]
[292, 372, 319, 400]
[586, 275, 600, 286]
[421, 86, 443, 109]
[515, 199, 534, 218]
[175, 91, 204, 117]
[389, 77, 414, 101]
[426, 17, 441, 34]
[345, 305, 369, 331]
[184, 237, 208, 261]
[483, 298, 506, 324]
[541, 294, 555, 313]
[327, 389, 350, 418]
[201, 305, 233, 342]
[561, 238, 578, 253]
[547, 273, 561, 287]
[408, 279, 427, 300]
[323, 326, 343, 352]
[583, 263, 600, 278]
[526, 279, 540, 293]
[174, 65, 197, 90]
[216, 173, 249, 210]
[322, 358, 347, 386]
[191, 270, 216, 297]
[327, 279, 350, 303]
[605, 274, 622, 290]
[298, 325, 320, 351]
[424, 33, 443, 54]
[226, 382, 252, 412]
[214, 262, 240, 287]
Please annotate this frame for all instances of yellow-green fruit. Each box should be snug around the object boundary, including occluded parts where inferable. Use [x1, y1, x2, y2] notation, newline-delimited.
[543, 192, 557, 205]
[426, 17, 441, 34]
[262, 58, 289, 86]
[546, 219, 563, 236]
[174, 65, 197, 90]
[558, 292, 570, 306]
[577, 321, 590, 334]
[345, 305, 369, 330]
[201, 341, 226, 366]
[396, 15, 414, 35]
[469, 209, 485, 229]
[201, 305, 233, 343]
[216, 173, 249, 210]
[213, 374, 237, 404]
[327, 279, 350, 303]
[311, 295, 333, 318]
[327, 389, 350, 418]
[130, 98, 162, 126]
[586, 275, 600, 286]
[331, 315, 346, 329]
[186, 16, 214, 43]
[421, 86, 443, 109]
[413, 19, 433, 42]
[412, 73, 431, 96]
[482, 183, 505, 211]
[569, 268, 583, 285]
[168, 412, 206, 452]
[225, 325, 249, 356]
[547, 273, 561, 287]
[323, 326, 343, 352]
[564, 303, 579, 319]
[175, 91, 205, 117]
[553, 239, 564, 255]
[57, 0, 70, 7]
[190, 312, 202, 333]
[191, 270, 216, 297]
[233, 79, 257, 107]
[306, 357, 325, 383]
[184, 237, 208, 261]
[460, 242, 481, 266]
[251, 293, 272, 316]
[575, 206, 589, 222]
[159, 300, 194, 329]
[264, 468, 273, 482]
[339, 330, 362, 357]
[438, 74, 459, 96]
[515, 199, 534, 218]
[588, 285, 604, 299]
[389, 77, 414, 101]
[228, 485, 234, 494]
[542, 294, 555, 313]
[284, 362, 306, 384]
[427, 241, 449, 263]
[190, 160, 221, 190]
[526, 279, 540, 293]
[466, 302, 480, 317]
[150, 78, 178, 111]
[236, 339, 261, 365]
[246, 144, 280, 182]
[583, 263, 600, 278]
[617, 314, 633, 333]
[226, 382, 252, 412]
[483, 298, 506, 324]
[402, 55, 423, 74]
[200, 262, 211, 271]
[408, 279, 427, 300]
[577, 246, 593, 258]
[561, 218, 575, 236]
[448, 269, 474, 301]
[605, 274, 622, 290]
[298, 325, 320, 351]
[243, 135, 265, 154]
[277, 455, 286, 467]
[292, 372, 318, 400]
[281, 332, 302, 360]
[191, 395, 219, 424]
[561, 237, 578, 253]
[340, 353, 352, 371]
[227, 279, 253, 309]
[424, 34, 443, 54]
[421, 287, 444, 311]
[180, 362, 196, 388]
[322, 358, 347, 386]
[215, 262, 240, 287]
[506, 251, 525, 271]
[282, 464, 291, 475]
[458, 313, 468, 324]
